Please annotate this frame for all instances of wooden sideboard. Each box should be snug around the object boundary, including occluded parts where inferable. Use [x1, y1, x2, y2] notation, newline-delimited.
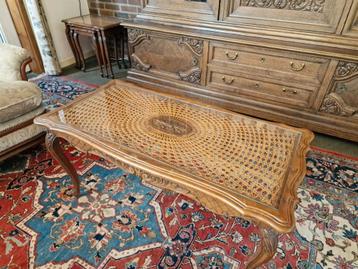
[122, 0, 358, 142]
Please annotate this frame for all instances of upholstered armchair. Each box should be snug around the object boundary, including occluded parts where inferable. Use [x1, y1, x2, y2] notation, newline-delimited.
[0, 44, 46, 162]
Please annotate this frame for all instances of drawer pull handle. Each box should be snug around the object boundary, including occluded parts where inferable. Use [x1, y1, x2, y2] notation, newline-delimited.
[225, 51, 239, 61]
[290, 62, 305, 72]
[282, 88, 298, 94]
[255, 83, 260, 88]
[222, 76, 234, 85]
[260, 57, 266, 63]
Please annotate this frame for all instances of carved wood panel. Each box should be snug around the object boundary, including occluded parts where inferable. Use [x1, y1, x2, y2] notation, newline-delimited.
[221, 0, 347, 33]
[141, 0, 220, 21]
[319, 61, 358, 118]
[128, 29, 204, 85]
[342, 0, 358, 37]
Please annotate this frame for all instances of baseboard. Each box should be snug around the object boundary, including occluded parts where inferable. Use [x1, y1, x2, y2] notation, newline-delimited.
[60, 50, 95, 68]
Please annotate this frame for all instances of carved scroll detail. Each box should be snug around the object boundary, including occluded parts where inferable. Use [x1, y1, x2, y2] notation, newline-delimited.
[335, 61, 358, 79]
[178, 67, 201, 84]
[131, 54, 151, 72]
[127, 29, 149, 45]
[178, 37, 204, 56]
[242, 0, 326, 13]
[320, 61, 358, 117]
[319, 93, 357, 117]
[175, 37, 203, 84]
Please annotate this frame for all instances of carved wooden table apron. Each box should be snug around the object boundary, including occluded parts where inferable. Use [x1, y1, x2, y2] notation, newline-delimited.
[34, 80, 313, 268]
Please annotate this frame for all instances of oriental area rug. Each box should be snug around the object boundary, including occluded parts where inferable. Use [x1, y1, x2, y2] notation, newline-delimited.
[0, 76, 356, 269]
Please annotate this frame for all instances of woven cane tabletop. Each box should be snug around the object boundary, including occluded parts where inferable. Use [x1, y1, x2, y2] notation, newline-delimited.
[45, 81, 309, 209]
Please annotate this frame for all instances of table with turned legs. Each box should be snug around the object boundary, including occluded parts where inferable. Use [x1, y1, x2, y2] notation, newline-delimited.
[63, 14, 130, 78]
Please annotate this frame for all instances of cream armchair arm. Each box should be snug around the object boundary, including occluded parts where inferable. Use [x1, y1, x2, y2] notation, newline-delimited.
[0, 43, 32, 81]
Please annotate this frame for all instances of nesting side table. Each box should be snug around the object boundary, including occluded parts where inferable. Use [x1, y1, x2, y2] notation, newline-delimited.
[62, 14, 130, 78]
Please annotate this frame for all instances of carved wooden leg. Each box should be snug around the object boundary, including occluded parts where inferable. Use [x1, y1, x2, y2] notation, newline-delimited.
[246, 225, 279, 269]
[101, 29, 114, 79]
[92, 31, 104, 77]
[45, 132, 80, 197]
[73, 32, 86, 71]
[69, 28, 81, 69]
[98, 30, 108, 78]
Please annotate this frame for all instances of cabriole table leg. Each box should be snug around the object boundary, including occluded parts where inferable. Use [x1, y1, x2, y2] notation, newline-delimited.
[45, 132, 80, 198]
[73, 31, 86, 71]
[246, 225, 279, 269]
[92, 31, 104, 77]
[101, 29, 114, 79]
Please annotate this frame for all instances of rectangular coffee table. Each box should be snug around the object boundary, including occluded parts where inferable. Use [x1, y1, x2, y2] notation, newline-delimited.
[34, 80, 313, 268]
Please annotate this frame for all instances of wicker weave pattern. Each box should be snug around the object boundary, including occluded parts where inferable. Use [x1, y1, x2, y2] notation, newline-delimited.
[59, 85, 301, 207]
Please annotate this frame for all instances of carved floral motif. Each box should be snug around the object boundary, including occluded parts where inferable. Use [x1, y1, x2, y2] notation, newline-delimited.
[178, 68, 201, 84]
[320, 61, 358, 117]
[176, 37, 203, 84]
[335, 62, 358, 79]
[178, 37, 204, 56]
[127, 29, 149, 44]
[241, 0, 326, 13]
[319, 94, 356, 117]
[131, 54, 151, 72]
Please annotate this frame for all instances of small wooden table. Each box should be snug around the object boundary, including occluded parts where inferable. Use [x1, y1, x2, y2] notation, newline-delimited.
[34, 80, 313, 268]
[62, 15, 129, 78]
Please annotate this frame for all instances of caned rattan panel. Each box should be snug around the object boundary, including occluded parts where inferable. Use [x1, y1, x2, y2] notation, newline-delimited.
[36, 80, 313, 268]
[57, 82, 301, 208]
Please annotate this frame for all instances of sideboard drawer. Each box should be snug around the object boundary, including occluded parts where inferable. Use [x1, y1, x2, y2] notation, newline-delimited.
[207, 68, 316, 108]
[209, 43, 329, 85]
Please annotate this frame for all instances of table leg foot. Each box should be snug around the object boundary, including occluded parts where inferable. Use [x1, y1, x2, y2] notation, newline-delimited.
[45, 132, 80, 198]
[246, 226, 278, 269]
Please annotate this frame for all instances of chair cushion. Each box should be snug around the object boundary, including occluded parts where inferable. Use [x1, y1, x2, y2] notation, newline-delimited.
[0, 81, 42, 123]
[0, 123, 45, 153]
[0, 105, 45, 135]
[0, 44, 30, 82]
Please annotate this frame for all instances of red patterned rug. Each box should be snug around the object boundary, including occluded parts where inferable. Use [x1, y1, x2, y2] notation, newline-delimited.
[0, 77, 356, 268]
[0, 142, 357, 269]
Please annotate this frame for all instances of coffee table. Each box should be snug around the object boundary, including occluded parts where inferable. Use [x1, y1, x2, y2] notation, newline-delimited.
[34, 80, 314, 268]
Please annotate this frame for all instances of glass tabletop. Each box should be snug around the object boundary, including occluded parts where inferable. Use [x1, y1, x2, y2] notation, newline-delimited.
[51, 82, 303, 208]
[62, 14, 123, 29]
